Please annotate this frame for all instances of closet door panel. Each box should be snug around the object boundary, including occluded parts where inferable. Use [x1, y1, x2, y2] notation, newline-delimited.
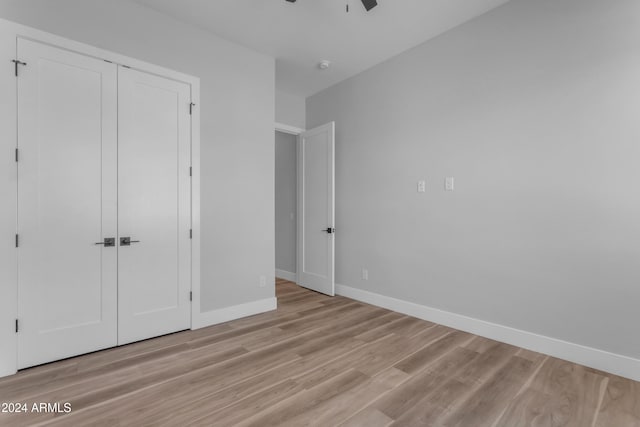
[17, 39, 118, 369]
[118, 67, 191, 345]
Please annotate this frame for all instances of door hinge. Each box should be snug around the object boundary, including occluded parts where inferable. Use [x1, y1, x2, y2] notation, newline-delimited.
[11, 59, 26, 77]
[15, 319, 19, 333]
[15, 148, 18, 162]
[15, 234, 19, 248]
[190, 291, 193, 302]
[189, 229, 193, 239]
[189, 166, 192, 177]
[189, 103, 196, 115]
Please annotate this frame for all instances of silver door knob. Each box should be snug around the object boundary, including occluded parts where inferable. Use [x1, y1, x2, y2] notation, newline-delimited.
[95, 237, 115, 247]
[120, 237, 140, 246]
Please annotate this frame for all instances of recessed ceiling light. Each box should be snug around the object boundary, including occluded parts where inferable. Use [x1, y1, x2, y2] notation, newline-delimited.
[319, 60, 331, 70]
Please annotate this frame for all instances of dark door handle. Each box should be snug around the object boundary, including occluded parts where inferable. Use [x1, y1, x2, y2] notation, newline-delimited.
[120, 237, 140, 246]
[95, 238, 115, 247]
[322, 228, 335, 234]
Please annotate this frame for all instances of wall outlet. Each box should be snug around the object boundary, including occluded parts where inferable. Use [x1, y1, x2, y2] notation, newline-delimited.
[417, 180, 426, 193]
[362, 268, 369, 281]
[259, 275, 266, 287]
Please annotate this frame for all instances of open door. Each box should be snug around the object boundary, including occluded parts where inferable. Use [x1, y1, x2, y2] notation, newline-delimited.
[297, 122, 335, 296]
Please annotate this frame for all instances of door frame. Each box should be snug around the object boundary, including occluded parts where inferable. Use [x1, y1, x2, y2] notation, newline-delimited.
[0, 17, 201, 378]
[274, 121, 336, 294]
[274, 122, 305, 284]
[275, 122, 305, 136]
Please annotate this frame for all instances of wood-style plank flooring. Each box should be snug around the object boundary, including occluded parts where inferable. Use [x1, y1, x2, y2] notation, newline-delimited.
[1, 278, 639, 426]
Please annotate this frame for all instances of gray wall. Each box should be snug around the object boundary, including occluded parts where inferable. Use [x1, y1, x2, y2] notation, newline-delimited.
[275, 131, 297, 274]
[307, 0, 640, 359]
[0, 0, 275, 311]
[276, 90, 306, 129]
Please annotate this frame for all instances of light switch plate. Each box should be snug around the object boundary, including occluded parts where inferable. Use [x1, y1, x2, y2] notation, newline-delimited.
[417, 180, 426, 193]
[445, 177, 455, 191]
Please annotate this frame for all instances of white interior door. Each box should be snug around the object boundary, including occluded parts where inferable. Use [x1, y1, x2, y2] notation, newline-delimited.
[297, 122, 335, 296]
[17, 39, 118, 369]
[117, 67, 192, 345]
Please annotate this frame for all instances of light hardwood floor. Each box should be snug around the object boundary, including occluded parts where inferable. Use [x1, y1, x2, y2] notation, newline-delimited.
[1, 278, 639, 426]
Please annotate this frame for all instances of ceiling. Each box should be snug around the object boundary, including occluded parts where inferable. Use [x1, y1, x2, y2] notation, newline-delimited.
[131, 0, 510, 98]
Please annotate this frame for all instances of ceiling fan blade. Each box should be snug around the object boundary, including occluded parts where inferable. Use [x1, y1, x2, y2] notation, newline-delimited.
[361, 0, 378, 11]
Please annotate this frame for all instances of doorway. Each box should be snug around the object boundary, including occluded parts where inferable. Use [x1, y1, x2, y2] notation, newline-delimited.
[274, 122, 336, 296]
[275, 129, 298, 283]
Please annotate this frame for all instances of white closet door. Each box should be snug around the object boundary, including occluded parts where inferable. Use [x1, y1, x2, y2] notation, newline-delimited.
[117, 67, 192, 345]
[17, 39, 118, 369]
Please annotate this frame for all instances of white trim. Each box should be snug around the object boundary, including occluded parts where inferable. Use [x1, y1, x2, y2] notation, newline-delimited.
[0, 22, 18, 379]
[192, 297, 278, 329]
[190, 79, 202, 331]
[275, 269, 297, 282]
[1, 18, 196, 84]
[336, 284, 640, 382]
[275, 122, 305, 135]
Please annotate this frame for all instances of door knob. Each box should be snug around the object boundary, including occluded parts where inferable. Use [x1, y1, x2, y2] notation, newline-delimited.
[95, 237, 115, 247]
[120, 237, 140, 246]
[322, 228, 335, 234]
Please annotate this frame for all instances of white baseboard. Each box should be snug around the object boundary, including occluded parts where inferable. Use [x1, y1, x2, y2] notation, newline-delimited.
[192, 297, 277, 329]
[336, 284, 640, 382]
[275, 269, 296, 283]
